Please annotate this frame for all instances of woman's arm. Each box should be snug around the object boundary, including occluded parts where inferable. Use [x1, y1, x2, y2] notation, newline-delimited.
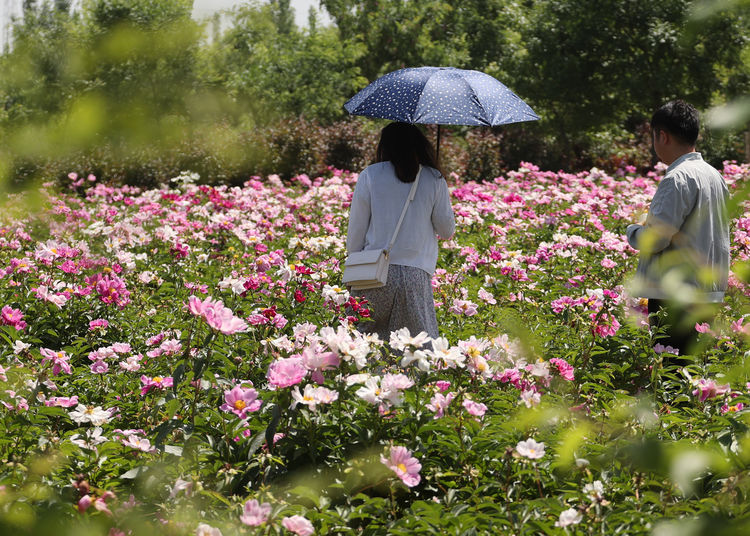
[431, 177, 456, 239]
[346, 171, 371, 253]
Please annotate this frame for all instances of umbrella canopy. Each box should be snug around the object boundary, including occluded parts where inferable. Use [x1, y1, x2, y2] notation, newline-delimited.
[344, 66, 539, 127]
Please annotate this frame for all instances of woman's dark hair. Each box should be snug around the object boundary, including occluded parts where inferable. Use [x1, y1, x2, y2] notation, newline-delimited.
[650, 100, 700, 146]
[375, 122, 441, 183]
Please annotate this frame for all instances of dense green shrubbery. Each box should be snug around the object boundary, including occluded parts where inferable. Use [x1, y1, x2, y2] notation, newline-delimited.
[1, 0, 747, 189]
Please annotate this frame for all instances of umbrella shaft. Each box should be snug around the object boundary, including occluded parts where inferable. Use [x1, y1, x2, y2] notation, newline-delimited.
[436, 125, 441, 164]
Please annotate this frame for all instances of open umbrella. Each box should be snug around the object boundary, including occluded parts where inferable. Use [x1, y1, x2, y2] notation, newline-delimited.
[344, 66, 539, 159]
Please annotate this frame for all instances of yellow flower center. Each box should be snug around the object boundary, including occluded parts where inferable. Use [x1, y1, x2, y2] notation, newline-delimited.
[288, 264, 296, 271]
[51, 248, 57, 254]
[468, 347, 480, 358]
[234, 400, 247, 410]
[304, 395, 314, 401]
[397, 463, 407, 473]
[153, 377, 163, 384]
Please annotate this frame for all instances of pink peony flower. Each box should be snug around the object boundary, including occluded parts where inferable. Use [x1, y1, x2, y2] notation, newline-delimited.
[140, 375, 174, 395]
[449, 298, 478, 316]
[381, 445, 421, 487]
[188, 295, 248, 334]
[267, 357, 307, 388]
[40, 348, 72, 375]
[1, 305, 27, 330]
[89, 319, 109, 330]
[692, 379, 730, 402]
[220, 386, 263, 419]
[281, 515, 314, 536]
[549, 357, 575, 381]
[463, 399, 488, 417]
[515, 438, 545, 459]
[240, 499, 271, 527]
[426, 392, 455, 419]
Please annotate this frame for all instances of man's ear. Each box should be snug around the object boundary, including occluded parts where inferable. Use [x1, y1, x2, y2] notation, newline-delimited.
[657, 129, 670, 145]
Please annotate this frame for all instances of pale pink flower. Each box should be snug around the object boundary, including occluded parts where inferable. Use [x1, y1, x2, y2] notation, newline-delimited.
[220, 386, 262, 418]
[449, 298, 478, 316]
[291, 384, 338, 411]
[555, 507, 582, 527]
[381, 445, 421, 487]
[299, 346, 340, 384]
[195, 523, 222, 536]
[477, 287, 496, 305]
[426, 392, 455, 419]
[240, 499, 271, 527]
[695, 322, 711, 333]
[281, 515, 314, 536]
[600, 257, 617, 268]
[188, 295, 248, 335]
[267, 357, 306, 388]
[45, 395, 79, 407]
[121, 434, 156, 452]
[463, 399, 488, 417]
[515, 438, 545, 459]
[90, 360, 109, 374]
[520, 389, 541, 408]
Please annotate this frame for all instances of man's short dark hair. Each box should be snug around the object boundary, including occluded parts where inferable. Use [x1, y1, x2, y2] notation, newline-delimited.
[650, 100, 700, 146]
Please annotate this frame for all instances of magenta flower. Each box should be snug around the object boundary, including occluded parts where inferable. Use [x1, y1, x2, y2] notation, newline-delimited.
[281, 515, 314, 536]
[549, 358, 575, 381]
[381, 445, 422, 487]
[1, 305, 27, 330]
[267, 357, 307, 388]
[220, 386, 262, 419]
[94, 274, 131, 308]
[40, 348, 72, 375]
[89, 318, 109, 331]
[140, 375, 174, 395]
[240, 499, 271, 527]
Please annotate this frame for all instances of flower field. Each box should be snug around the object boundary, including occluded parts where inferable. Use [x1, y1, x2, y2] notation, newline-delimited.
[2, 162, 750, 535]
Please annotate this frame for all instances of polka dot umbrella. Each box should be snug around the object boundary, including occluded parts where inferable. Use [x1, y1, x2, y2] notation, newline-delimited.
[344, 66, 539, 159]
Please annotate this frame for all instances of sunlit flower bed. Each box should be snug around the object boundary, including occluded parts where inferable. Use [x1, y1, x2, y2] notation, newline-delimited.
[1, 162, 750, 535]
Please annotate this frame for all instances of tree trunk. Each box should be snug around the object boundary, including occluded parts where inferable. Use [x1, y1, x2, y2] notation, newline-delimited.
[745, 130, 750, 164]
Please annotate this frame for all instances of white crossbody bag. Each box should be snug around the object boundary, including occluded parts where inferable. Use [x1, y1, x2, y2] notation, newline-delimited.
[342, 165, 422, 291]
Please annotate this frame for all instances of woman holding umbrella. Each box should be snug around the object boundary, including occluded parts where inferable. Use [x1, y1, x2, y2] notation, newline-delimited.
[346, 122, 456, 342]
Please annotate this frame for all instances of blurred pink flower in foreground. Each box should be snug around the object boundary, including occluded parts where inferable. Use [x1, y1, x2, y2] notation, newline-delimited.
[240, 499, 271, 527]
[381, 445, 421, 487]
[220, 385, 262, 419]
[188, 295, 248, 335]
[281, 515, 314, 536]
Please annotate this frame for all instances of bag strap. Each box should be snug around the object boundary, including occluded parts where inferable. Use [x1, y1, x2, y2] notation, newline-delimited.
[385, 165, 422, 254]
